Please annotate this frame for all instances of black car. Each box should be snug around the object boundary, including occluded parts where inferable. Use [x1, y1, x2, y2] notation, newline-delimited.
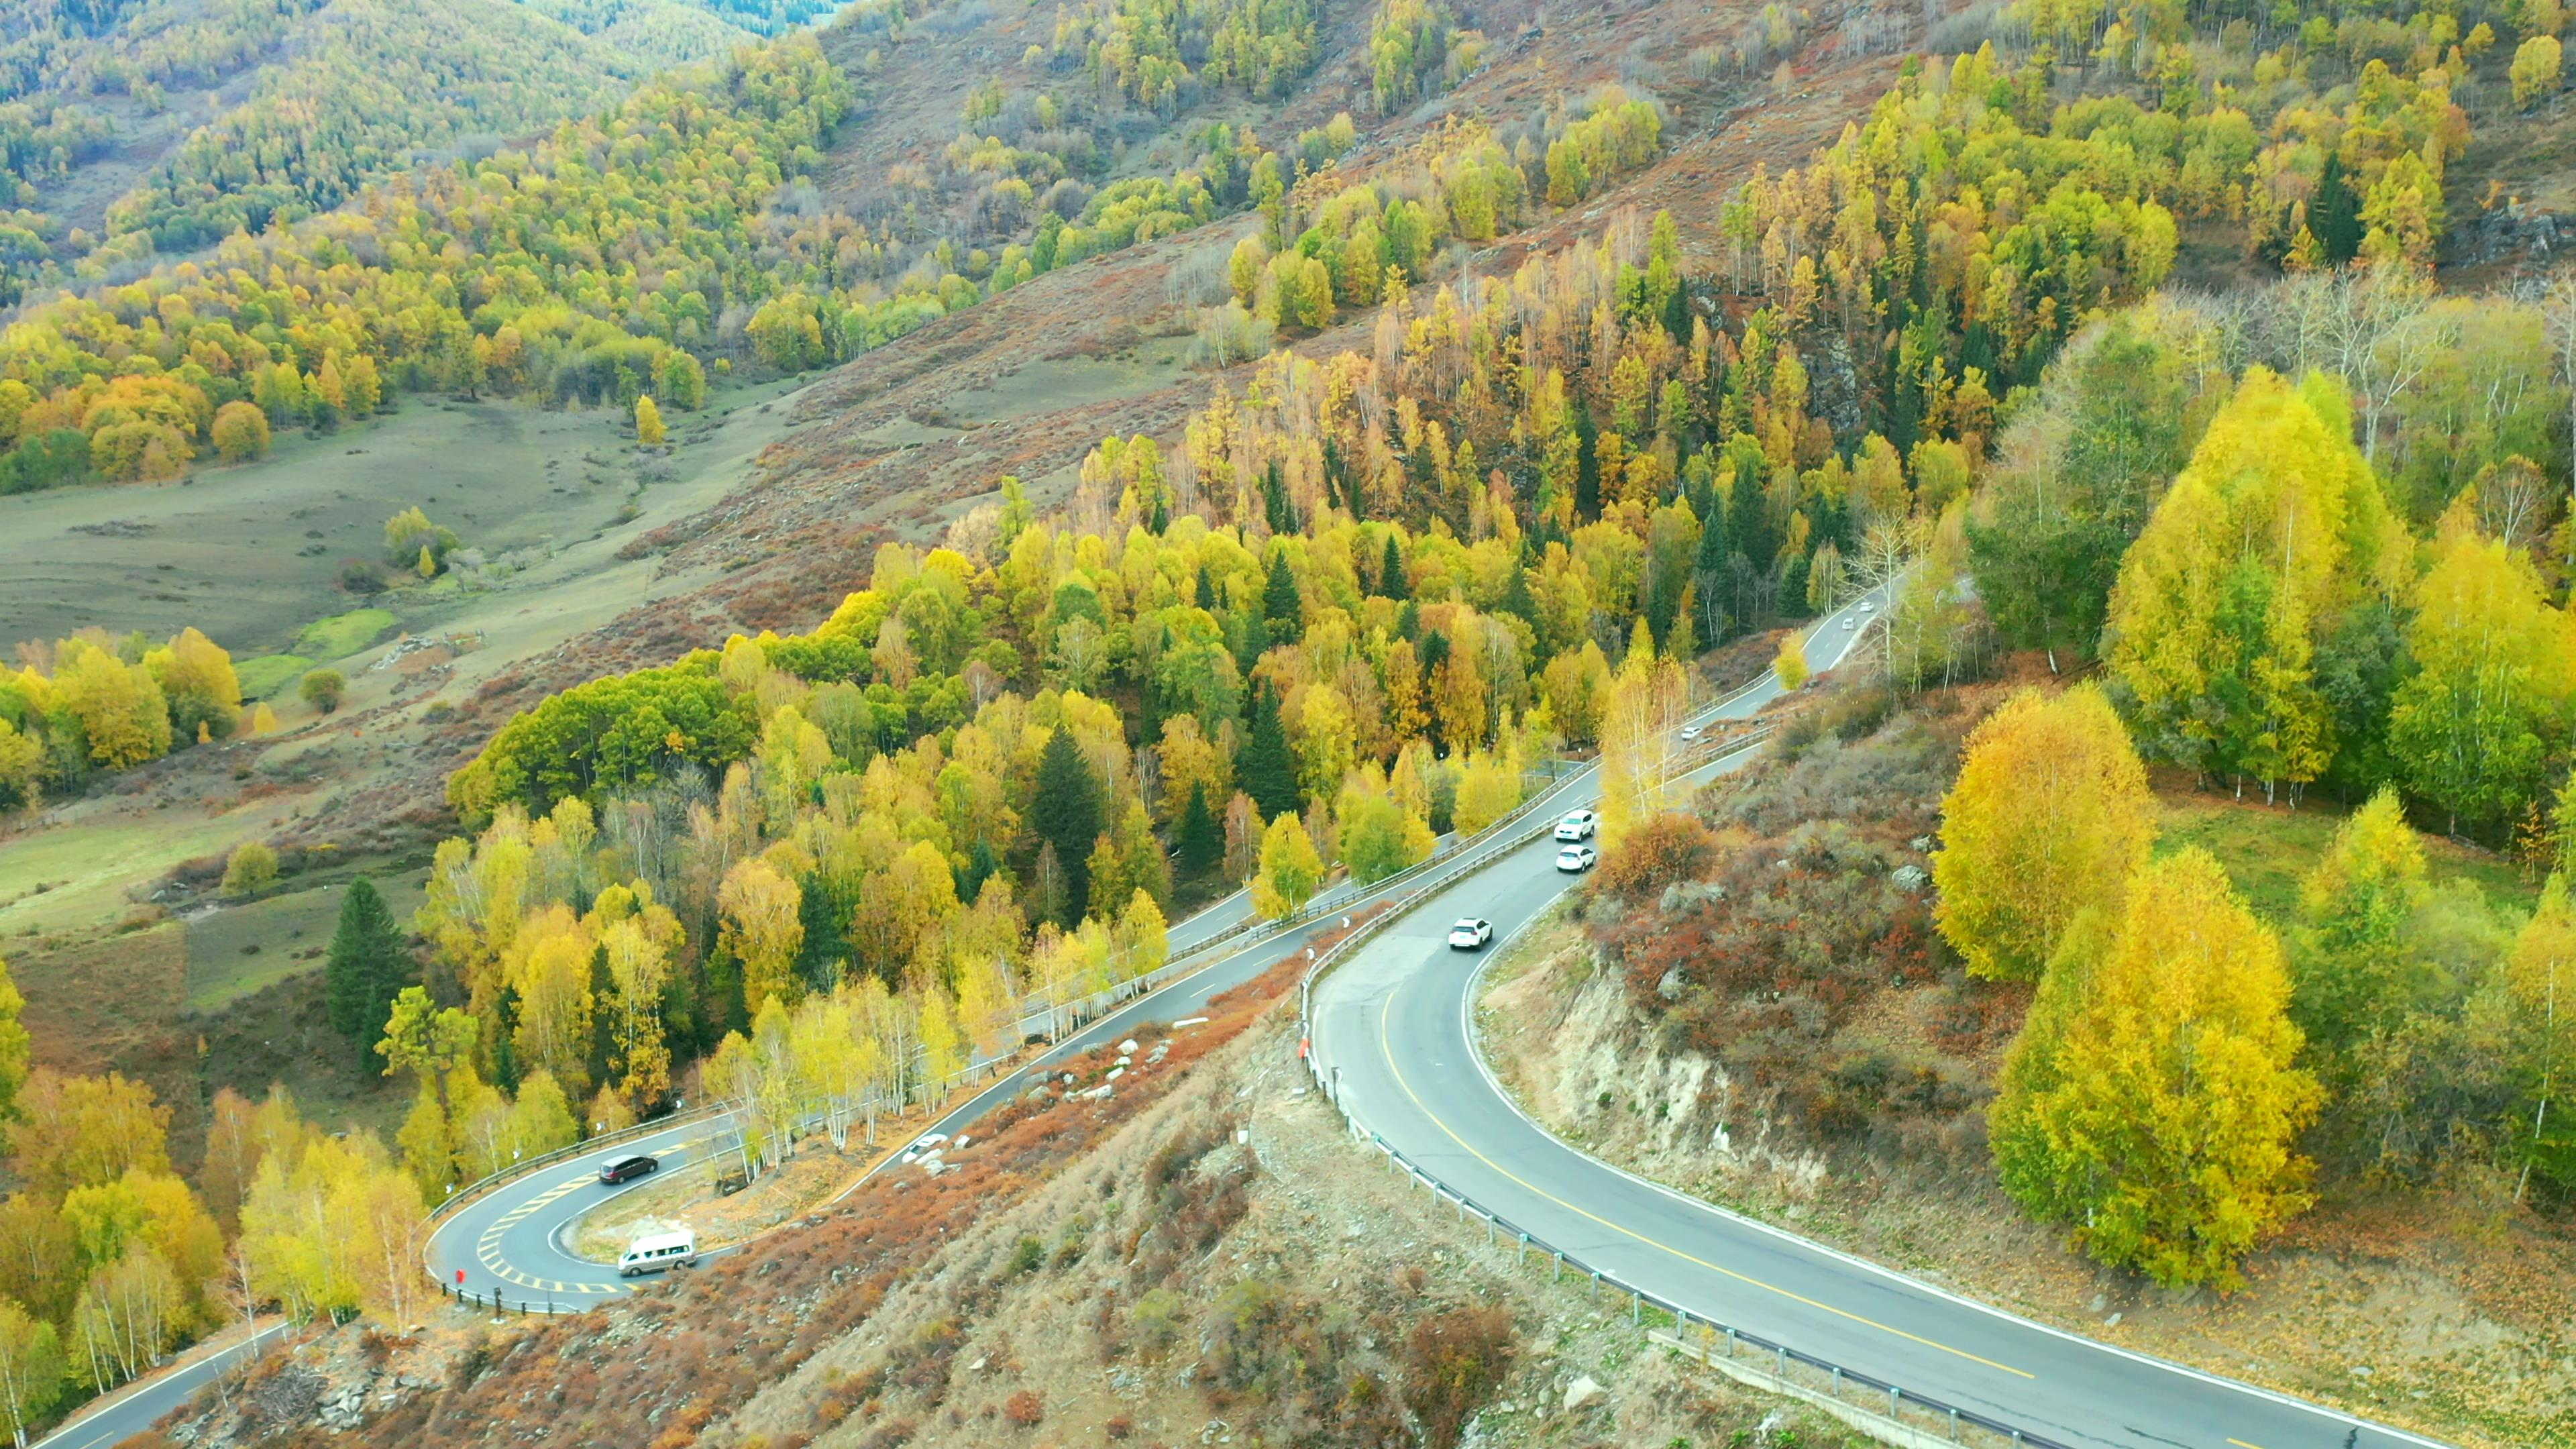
[598, 1154, 659, 1185]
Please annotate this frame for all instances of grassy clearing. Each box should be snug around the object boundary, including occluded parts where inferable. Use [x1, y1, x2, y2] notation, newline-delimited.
[0, 800, 292, 938]
[2153, 790, 2540, 924]
[294, 607, 399, 661]
[183, 869, 429, 1012]
[0, 398, 639, 656]
[232, 653, 313, 700]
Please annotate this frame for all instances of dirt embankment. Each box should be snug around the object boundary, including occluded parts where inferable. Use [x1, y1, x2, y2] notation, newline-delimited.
[1480, 889, 2576, 1449]
[144, 949, 1872, 1449]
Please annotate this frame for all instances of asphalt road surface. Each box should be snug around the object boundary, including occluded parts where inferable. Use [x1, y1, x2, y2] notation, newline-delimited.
[1307, 619, 2446, 1449]
[46, 590, 1882, 1447]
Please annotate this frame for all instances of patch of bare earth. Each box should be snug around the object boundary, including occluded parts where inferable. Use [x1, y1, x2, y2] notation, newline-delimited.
[148, 943, 1880, 1449]
[1479, 911, 2576, 1449]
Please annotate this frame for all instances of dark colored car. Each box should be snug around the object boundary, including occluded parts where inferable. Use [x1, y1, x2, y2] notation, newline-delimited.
[598, 1154, 659, 1185]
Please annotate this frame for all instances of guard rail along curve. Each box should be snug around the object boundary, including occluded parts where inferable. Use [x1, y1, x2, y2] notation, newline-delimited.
[1293, 726, 2080, 1449]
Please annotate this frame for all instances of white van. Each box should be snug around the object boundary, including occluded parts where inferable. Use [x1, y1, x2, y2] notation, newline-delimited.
[618, 1229, 697, 1278]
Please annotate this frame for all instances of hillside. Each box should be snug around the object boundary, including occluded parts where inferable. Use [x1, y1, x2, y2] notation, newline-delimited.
[0, 0, 2572, 1442]
[0, 0, 836, 301]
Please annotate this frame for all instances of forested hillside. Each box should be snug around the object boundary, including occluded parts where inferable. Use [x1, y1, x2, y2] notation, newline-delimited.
[0, 0, 848, 307]
[0, 0, 2572, 1442]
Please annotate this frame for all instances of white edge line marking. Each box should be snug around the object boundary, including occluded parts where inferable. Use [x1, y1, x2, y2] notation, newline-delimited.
[1434, 748, 2451, 1449]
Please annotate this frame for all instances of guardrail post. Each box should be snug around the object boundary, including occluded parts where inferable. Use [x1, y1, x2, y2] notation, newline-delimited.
[1725, 1327, 1736, 1358]
[1888, 1387, 1900, 1418]
[1831, 1366, 1842, 1399]
[1947, 1407, 1960, 1441]
[1776, 1345, 1788, 1379]
[1629, 1291, 1640, 1325]
[1552, 1252, 1561, 1282]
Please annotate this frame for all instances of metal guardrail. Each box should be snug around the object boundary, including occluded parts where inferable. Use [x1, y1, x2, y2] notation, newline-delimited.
[424, 681, 1783, 1303]
[1291, 720, 2084, 1449]
[426, 1095, 747, 1224]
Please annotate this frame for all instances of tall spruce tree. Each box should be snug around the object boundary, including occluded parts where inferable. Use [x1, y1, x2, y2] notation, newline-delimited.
[1262, 550, 1303, 641]
[325, 877, 406, 1061]
[1177, 782, 1221, 877]
[1030, 726, 1103, 924]
[1380, 534, 1409, 600]
[1239, 683, 1299, 820]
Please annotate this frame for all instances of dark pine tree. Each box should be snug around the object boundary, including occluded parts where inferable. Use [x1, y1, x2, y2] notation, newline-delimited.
[1574, 408, 1602, 520]
[1238, 682, 1299, 820]
[1380, 533, 1409, 600]
[1195, 564, 1220, 611]
[1262, 458, 1295, 535]
[1177, 782, 1221, 877]
[1497, 564, 1536, 636]
[796, 867, 854, 993]
[324, 877, 406, 1064]
[959, 838, 1000, 906]
[1030, 725, 1103, 925]
[588, 943, 616, 1091]
[2313, 151, 2363, 266]
[1262, 551, 1303, 641]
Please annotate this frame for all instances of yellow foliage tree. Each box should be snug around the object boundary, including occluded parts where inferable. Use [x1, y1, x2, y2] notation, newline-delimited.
[1250, 811, 1324, 921]
[635, 393, 667, 445]
[1595, 635, 1688, 843]
[1932, 684, 2157, 981]
[1773, 631, 1810, 691]
[2102, 368, 2403, 797]
[719, 857, 805, 1016]
[1990, 848, 2322, 1289]
[145, 627, 240, 744]
[2509, 874, 2576, 1199]
[52, 639, 172, 769]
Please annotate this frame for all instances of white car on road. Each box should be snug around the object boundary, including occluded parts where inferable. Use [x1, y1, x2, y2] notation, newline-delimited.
[1448, 918, 1493, 950]
[1553, 810, 1597, 841]
[1678, 723, 1705, 743]
[1556, 843, 1597, 872]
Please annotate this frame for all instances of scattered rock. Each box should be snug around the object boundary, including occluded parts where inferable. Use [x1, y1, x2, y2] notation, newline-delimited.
[1656, 967, 1688, 1002]
[1890, 863, 1929, 892]
[1119, 1038, 1140, 1054]
[1561, 1375, 1607, 1412]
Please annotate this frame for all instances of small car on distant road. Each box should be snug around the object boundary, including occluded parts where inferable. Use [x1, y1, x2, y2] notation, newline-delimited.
[1556, 843, 1598, 872]
[598, 1154, 659, 1185]
[1554, 810, 1597, 841]
[1449, 918, 1493, 949]
[1679, 724, 1705, 743]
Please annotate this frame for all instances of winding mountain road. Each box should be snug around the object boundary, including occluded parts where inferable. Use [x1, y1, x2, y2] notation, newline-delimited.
[1305, 608, 2448, 1449]
[66, 585, 2255, 1449]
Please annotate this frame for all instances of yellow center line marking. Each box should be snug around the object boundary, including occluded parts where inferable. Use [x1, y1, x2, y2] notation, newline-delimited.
[1377, 992, 2035, 1380]
[2226, 1439, 2267, 1448]
[464, 1132, 722, 1293]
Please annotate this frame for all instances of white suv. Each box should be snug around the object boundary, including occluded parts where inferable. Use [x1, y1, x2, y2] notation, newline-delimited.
[1554, 810, 1597, 842]
[1556, 843, 1597, 873]
[1448, 918, 1493, 949]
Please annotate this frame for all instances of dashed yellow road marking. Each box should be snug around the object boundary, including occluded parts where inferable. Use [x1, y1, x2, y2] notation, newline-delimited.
[1377, 991, 2035, 1380]
[2226, 1439, 2267, 1448]
[465, 1135, 718, 1296]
